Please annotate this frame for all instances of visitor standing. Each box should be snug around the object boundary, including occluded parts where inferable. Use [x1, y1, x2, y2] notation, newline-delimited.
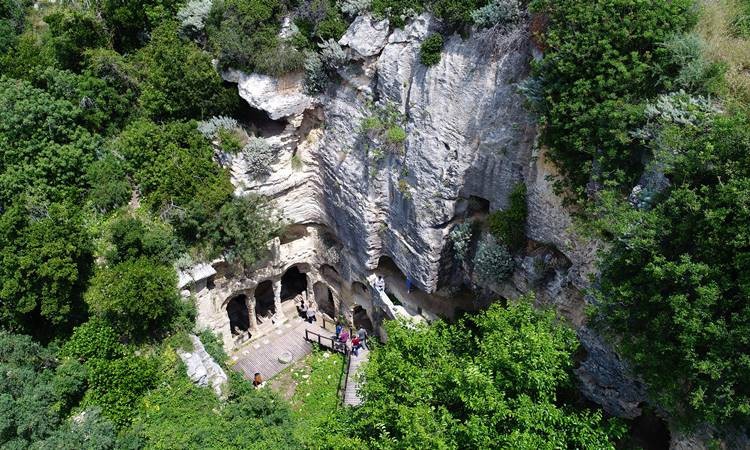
[306, 303, 317, 323]
[253, 372, 264, 388]
[357, 327, 368, 349]
[375, 275, 385, 292]
[351, 336, 361, 356]
[335, 323, 343, 339]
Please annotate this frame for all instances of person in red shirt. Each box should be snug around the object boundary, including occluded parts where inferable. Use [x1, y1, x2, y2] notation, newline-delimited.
[351, 335, 361, 356]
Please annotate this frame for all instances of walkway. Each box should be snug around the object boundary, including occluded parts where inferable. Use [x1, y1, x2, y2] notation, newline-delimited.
[343, 347, 369, 406]
[231, 317, 331, 381]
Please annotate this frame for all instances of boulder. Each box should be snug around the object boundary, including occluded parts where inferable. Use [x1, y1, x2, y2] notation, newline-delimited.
[339, 14, 390, 58]
[222, 69, 314, 121]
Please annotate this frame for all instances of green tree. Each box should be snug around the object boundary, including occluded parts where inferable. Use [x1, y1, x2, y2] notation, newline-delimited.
[0, 202, 92, 338]
[134, 21, 238, 121]
[106, 215, 181, 265]
[85, 257, 180, 339]
[44, 8, 110, 71]
[529, 0, 696, 195]
[99, 0, 182, 51]
[332, 298, 624, 448]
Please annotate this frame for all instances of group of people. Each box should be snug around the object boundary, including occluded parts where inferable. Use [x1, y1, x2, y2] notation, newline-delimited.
[298, 300, 317, 323]
[335, 324, 368, 356]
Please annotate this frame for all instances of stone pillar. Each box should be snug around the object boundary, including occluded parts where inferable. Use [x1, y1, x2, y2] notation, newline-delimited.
[245, 290, 259, 334]
[306, 274, 315, 307]
[273, 278, 285, 320]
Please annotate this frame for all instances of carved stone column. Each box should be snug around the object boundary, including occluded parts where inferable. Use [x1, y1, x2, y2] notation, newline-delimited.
[245, 289, 259, 334]
[273, 278, 285, 320]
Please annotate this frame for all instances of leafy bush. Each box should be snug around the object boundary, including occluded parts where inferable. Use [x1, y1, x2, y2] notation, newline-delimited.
[177, 0, 214, 40]
[199, 195, 281, 265]
[385, 125, 407, 144]
[319, 37, 347, 68]
[61, 320, 124, 361]
[0, 202, 92, 338]
[98, 0, 183, 51]
[86, 154, 131, 213]
[85, 257, 181, 339]
[243, 136, 278, 178]
[449, 221, 473, 262]
[419, 33, 444, 66]
[371, 0, 422, 28]
[198, 329, 227, 366]
[207, 0, 304, 75]
[197, 115, 239, 139]
[361, 100, 407, 154]
[44, 8, 110, 71]
[339, 0, 371, 17]
[107, 216, 182, 265]
[487, 182, 527, 251]
[471, 0, 521, 29]
[474, 239, 513, 284]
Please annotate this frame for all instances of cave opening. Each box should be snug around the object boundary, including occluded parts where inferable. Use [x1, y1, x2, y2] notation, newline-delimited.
[254, 280, 275, 324]
[280, 266, 307, 302]
[226, 294, 250, 335]
[313, 281, 335, 318]
[353, 305, 373, 331]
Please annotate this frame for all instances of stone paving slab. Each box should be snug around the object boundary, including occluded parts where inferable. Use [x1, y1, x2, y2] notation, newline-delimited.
[230, 317, 333, 381]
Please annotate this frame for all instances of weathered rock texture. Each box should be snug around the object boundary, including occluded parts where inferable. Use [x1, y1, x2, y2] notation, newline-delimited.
[177, 334, 228, 397]
[195, 13, 646, 422]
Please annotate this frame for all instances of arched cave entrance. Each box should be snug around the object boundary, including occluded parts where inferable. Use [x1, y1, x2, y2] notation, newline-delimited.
[226, 295, 250, 335]
[254, 280, 275, 324]
[313, 281, 335, 318]
[353, 305, 373, 331]
[280, 266, 307, 302]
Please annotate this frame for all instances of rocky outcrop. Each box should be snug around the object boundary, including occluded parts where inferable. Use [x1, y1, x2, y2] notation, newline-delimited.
[339, 14, 390, 58]
[177, 334, 228, 397]
[222, 69, 315, 120]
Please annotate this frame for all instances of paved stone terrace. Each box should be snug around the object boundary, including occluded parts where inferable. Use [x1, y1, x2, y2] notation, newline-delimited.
[230, 317, 334, 381]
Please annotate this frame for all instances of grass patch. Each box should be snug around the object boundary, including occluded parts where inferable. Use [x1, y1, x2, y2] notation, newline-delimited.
[269, 347, 345, 446]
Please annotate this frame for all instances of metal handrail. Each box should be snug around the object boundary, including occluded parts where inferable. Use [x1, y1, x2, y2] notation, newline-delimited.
[304, 329, 349, 355]
[340, 350, 353, 405]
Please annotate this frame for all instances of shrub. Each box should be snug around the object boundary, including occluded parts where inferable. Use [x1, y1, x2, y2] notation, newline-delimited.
[662, 33, 726, 95]
[177, 0, 214, 40]
[243, 136, 277, 178]
[86, 153, 131, 213]
[61, 320, 124, 361]
[106, 216, 182, 265]
[420, 33, 444, 66]
[474, 239, 514, 284]
[44, 8, 110, 71]
[471, 0, 522, 29]
[135, 21, 238, 121]
[385, 125, 407, 145]
[449, 221, 473, 262]
[85, 257, 181, 339]
[319, 37, 347, 69]
[339, 0, 371, 17]
[487, 182, 527, 251]
[303, 51, 328, 94]
[197, 115, 239, 139]
[371, 0, 422, 28]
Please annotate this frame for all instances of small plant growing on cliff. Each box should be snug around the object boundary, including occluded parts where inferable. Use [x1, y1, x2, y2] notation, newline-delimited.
[471, 0, 522, 29]
[474, 239, 514, 284]
[361, 100, 407, 155]
[397, 178, 412, 199]
[488, 182, 528, 251]
[340, 0, 371, 17]
[449, 221, 473, 262]
[303, 51, 328, 94]
[177, 0, 213, 40]
[420, 34, 444, 67]
[319, 38, 347, 69]
[243, 137, 277, 178]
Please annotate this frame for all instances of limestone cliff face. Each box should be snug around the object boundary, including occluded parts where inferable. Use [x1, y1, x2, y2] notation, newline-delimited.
[219, 14, 646, 420]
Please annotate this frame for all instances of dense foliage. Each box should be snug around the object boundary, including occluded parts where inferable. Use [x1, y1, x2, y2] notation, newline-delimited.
[529, 0, 697, 195]
[488, 182, 527, 251]
[419, 33, 444, 66]
[327, 299, 625, 448]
